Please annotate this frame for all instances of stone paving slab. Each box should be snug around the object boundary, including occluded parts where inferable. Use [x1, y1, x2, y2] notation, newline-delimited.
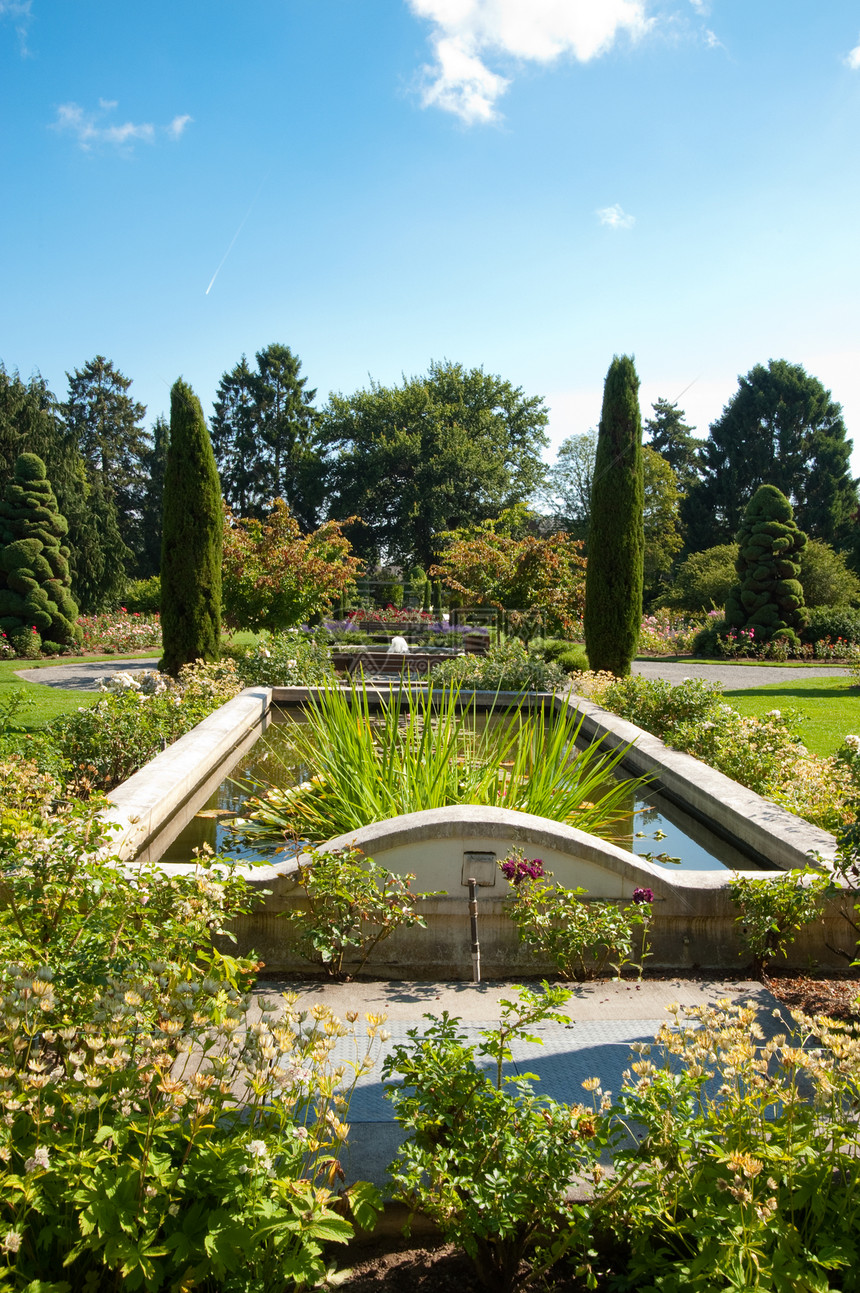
[254, 976, 788, 1190]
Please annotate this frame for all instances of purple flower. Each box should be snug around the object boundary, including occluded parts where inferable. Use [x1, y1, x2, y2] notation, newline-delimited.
[632, 887, 654, 904]
[501, 855, 545, 887]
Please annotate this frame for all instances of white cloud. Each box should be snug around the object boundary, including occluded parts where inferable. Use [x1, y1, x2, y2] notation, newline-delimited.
[406, 0, 650, 124]
[0, 0, 33, 54]
[845, 38, 860, 70]
[596, 202, 635, 230]
[688, 0, 708, 13]
[52, 101, 191, 150]
[168, 113, 193, 139]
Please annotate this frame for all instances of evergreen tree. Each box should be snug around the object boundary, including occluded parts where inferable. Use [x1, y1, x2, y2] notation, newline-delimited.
[210, 356, 260, 516]
[584, 356, 644, 676]
[138, 415, 169, 578]
[643, 397, 699, 493]
[0, 365, 128, 611]
[63, 356, 150, 568]
[682, 360, 857, 552]
[725, 484, 808, 645]
[211, 345, 321, 526]
[160, 380, 222, 674]
[0, 453, 80, 648]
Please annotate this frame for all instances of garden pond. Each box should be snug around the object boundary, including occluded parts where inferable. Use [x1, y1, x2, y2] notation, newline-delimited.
[157, 704, 775, 873]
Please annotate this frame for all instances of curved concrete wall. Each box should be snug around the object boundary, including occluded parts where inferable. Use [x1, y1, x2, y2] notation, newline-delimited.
[104, 683, 849, 976]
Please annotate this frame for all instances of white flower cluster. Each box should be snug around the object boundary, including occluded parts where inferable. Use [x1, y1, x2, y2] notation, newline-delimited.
[100, 669, 169, 696]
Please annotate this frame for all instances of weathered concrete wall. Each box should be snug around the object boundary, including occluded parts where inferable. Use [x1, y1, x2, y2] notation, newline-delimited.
[104, 683, 849, 975]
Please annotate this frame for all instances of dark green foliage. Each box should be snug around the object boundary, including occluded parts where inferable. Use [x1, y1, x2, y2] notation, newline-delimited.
[643, 396, 699, 492]
[0, 452, 80, 645]
[319, 360, 549, 570]
[0, 365, 128, 611]
[211, 344, 321, 526]
[665, 543, 739, 611]
[584, 356, 644, 676]
[682, 359, 858, 551]
[802, 606, 860, 646]
[725, 485, 809, 645]
[160, 380, 222, 674]
[63, 355, 150, 569]
[138, 414, 168, 577]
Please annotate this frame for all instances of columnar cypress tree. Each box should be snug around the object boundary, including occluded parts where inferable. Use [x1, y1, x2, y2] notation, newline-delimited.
[724, 484, 808, 646]
[160, 380, 222, 675]
[584, 356, 644, 676]
[0, 453, 80, 648]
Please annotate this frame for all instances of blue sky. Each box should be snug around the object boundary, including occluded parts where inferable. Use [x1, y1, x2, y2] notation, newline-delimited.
[2, 0, 860, 472]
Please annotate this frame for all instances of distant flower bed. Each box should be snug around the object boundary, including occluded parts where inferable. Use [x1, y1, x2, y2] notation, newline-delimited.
[76, 609, 162, 654]
[638, 609, 721, 655]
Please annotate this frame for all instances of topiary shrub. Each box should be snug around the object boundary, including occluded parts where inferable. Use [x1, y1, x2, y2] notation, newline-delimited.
[0, 453, 81, 649]
[724, 484, 809, 646]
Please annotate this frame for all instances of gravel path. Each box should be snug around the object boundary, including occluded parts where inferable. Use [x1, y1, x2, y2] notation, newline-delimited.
[14, 658, 161, 690]
[632, 659, 852, 689]
[14, 656, 853, 692]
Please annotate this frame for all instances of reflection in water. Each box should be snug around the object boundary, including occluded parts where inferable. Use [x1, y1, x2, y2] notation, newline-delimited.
[158, 705, 772, 872]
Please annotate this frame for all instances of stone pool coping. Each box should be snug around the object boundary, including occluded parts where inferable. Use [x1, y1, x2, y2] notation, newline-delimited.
[104, 682, 837, 876]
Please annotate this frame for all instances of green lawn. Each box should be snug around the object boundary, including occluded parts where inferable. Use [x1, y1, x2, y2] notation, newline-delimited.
[0, 652, 157, 729]
[724, 675, 860, 756]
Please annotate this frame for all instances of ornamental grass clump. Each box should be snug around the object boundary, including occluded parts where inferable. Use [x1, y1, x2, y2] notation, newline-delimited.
[232, 679, 645, 848]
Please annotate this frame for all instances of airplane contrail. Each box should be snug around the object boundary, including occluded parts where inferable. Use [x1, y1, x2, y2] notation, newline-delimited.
[205, 171, 271, 295]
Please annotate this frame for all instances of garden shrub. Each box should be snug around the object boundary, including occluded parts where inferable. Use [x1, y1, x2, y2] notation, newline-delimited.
[121, 573, 161, 614]
[77, 608, 162, 654]
[429, 638, 567, 692]
[384, 985, 602, 1293]
[803, 605, 860, 646]
[0, 798, 384, 1289]
[282, 845, 435, 978]
[224, 630, 335, 687]
[728, 867, 832, 972]
[500, 851, 654, 980]
[664, 543, 738, 612]
[596, 998, 860, 1292]
[47, 661, 243, 794]
[799, 538, 860, 608]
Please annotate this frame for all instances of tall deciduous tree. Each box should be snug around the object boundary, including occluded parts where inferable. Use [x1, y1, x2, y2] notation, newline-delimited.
[63, 355, 150, 569]
[319, 360, 549, 571]
[584, 356, 644, 676]
[431, 505, 587, 636]
[682, 360, 857, 552]
[643, 397, 699, 492]
[541, 431, 596, 542]
[160, 380, 222, 674]
[211, 344, 321, 526]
